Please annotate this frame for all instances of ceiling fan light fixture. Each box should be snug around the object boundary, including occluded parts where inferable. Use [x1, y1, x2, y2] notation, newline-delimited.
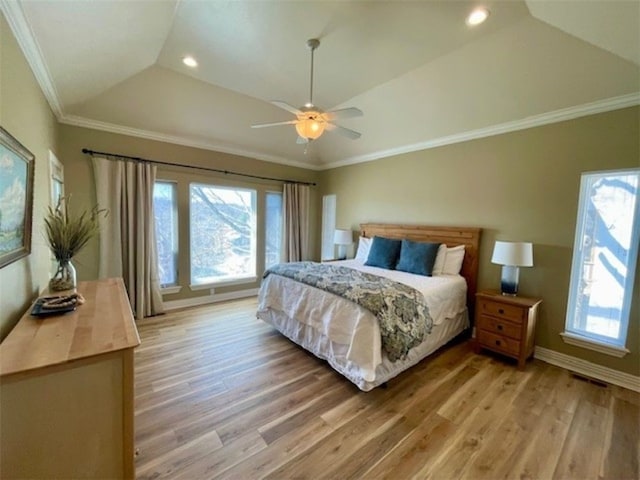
[251, 38, 362, 143]
[295, 116, 326, 140]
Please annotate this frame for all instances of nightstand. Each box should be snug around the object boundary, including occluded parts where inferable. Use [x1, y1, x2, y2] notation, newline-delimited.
[474, 290, 542, 370]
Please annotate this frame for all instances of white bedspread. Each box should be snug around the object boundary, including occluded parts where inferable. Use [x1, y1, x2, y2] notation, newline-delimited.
[257, 260, 467, 383]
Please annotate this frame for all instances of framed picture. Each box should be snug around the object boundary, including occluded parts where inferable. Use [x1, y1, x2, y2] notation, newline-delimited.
[0, 127, 35, 268]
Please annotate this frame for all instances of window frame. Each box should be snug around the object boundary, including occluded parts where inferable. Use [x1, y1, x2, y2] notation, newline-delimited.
[264, 190, 284, 271]
[47, 151, 65, 277]
[188, 182, 258, 289]
[48, 150, 64, 207]
[153, 180, 180, 291]
[321, 194, 337, 261]
[562, 168, 640, 357]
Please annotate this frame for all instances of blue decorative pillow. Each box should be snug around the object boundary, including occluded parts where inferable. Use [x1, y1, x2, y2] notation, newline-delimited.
[395, 240, 441, 276]
[364, 236, 402, 270]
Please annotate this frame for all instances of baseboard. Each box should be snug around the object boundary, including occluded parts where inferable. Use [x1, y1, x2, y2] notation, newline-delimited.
[534, 346, 640, 392]
[163, 288, 259, 311]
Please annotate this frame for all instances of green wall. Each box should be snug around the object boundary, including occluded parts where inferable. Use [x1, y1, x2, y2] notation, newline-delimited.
[2, 7, 638, 378]
[319, 107, 640, 376]
[0, 13, 59, 340]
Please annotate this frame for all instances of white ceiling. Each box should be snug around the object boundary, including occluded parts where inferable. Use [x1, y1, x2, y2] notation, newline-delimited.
[3, 0, 639, 170]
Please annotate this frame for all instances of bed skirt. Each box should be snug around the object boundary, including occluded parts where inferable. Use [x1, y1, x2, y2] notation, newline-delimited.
[257, 308, 469, 391]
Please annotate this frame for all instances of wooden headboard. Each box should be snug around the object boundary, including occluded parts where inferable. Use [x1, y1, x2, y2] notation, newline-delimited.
[360, 223, 482, 311]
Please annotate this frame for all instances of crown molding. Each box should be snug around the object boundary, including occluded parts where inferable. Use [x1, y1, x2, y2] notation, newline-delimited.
[59, 114, 322, 171]
[58, 93, 640, 172]
[1, 0, 63, 117]
[63, 93, 639, 173]
[324, 92, 640, 170]
[1, 0, 319, 171]
[3, 0, 636, 172]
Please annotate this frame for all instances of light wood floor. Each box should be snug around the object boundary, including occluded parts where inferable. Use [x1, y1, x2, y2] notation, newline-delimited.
[134, 297, 639, 479]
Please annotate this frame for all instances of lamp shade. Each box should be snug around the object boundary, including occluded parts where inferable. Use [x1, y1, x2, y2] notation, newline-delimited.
[491, 241, 533, 267]
[334, 229, 352, 245]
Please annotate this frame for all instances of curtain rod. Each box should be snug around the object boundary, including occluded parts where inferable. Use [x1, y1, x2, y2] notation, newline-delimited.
[81, 148, 317, 186]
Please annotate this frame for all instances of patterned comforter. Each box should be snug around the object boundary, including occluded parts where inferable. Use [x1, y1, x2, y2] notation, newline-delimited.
[263, 262, 433, 361]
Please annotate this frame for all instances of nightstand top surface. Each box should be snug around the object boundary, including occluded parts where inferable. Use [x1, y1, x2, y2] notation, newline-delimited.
[477, 289, 542, 307]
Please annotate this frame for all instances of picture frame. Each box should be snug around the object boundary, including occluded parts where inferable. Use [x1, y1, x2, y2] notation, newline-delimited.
[0, 127, 35, 268]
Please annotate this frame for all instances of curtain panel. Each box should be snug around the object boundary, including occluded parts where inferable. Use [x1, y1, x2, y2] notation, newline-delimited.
[283, 183, 310, 262]
[92, 156, 164, 319]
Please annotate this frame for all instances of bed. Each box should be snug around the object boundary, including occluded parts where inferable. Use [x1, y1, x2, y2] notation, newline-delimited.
[257, 223, 482, 391]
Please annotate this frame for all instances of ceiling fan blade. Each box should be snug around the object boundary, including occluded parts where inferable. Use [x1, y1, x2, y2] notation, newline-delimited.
[251, 120, 298, 129]
[271, 101, 303, 116]
[326, 123, 362, 140]
[252, 40, 362, 147]
[324, 107, 364, 121]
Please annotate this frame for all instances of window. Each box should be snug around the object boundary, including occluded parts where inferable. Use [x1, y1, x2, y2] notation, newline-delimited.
[321, 194, 337, 260]
[265, 191, 283, 269]
[563, 169, 640, 357]
[190, 183, 257, 286]
[153, 181, 179, 287]
[48, 150, 64, 206]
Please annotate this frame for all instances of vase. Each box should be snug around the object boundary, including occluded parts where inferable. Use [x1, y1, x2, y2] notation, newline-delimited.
[49, 259, 77, 292]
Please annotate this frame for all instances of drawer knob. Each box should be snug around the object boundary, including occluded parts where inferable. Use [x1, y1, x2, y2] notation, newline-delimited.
[497, 324, 503, 331]
[495, 340, 501, 346]
[498, 308, 505, 314]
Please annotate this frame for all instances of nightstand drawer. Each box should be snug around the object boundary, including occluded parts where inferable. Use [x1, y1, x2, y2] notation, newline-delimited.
[475, 291, 542, 370]
[479, 299, 525, 323]
[477, 330, 521, 356]
[476, 315, 521, 340]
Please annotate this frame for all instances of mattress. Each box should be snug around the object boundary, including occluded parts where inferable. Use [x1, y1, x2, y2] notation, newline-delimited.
[257, 259, 469, 391]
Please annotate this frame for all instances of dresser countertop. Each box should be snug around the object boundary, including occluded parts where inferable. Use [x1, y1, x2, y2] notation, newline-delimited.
[0, 278, 140, 377]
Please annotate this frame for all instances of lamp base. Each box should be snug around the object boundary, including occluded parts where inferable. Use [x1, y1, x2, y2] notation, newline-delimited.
[337, 245, 347, 260]
[500, 265, 520, 296]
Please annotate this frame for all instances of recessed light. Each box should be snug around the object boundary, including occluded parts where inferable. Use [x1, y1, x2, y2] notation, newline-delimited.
[466, 7, 490, 26]
[182, 56, 198, 68]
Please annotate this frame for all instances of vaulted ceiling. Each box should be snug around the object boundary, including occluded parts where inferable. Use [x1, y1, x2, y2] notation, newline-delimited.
[3, 0, 639, 169]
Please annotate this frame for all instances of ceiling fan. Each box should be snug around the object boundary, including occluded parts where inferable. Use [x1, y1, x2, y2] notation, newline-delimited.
[251, 38, 363, 144]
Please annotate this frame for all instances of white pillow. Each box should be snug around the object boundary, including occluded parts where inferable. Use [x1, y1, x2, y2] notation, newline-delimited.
[442, 245, 466, 275]
[355, 236, 372, 262]
[431, 243, 447, 275]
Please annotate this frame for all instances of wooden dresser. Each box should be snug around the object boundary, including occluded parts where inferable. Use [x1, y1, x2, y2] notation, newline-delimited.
[474, 290, 542, 370]
[0, 278, 140, 479]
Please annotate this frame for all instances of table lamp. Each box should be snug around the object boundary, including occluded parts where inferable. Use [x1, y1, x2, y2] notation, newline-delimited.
[334, 229, 352, 260]
[491, 241, 533, 296]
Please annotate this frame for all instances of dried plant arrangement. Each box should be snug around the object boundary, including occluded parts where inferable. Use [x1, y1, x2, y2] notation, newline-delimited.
[44, 197, 107, 291]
